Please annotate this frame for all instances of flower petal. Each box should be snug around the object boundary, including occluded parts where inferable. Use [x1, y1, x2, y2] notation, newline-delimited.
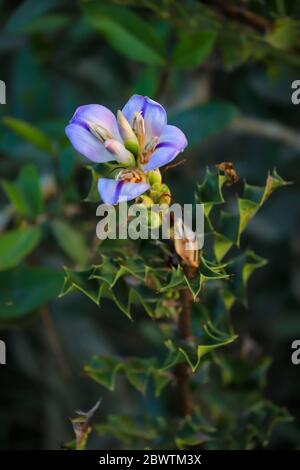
[98, 178, 150, 205]
[122, 94, 167, 141]
[65, 123, 115, 163]
[142, 124, 188, 171]
[71, 104, 122, 141]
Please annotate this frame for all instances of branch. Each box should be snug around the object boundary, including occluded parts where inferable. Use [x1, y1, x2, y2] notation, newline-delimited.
[175, 289, 193, 417]
[201, 0, 272, 33]
[230, 115, 300, 151]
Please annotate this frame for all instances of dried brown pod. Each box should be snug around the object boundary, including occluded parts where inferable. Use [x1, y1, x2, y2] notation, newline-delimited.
[174, 236, 199, 269]
[217, 161, 239, 185]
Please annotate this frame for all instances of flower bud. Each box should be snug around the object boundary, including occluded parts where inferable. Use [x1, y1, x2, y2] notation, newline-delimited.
[150, 183, 171, 205]
[117, 110, 139, 156]
[136, 195, 154, 208]
[148, 210, 161, 230]
[104, 139, 135, 166]
[147, 169, 162, 186]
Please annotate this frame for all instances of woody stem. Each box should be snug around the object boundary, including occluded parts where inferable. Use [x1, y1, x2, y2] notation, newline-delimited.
[175, 288, 192, 417]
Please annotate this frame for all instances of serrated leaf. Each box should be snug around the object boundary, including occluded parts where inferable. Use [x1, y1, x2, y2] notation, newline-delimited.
[163, 333, 237, 373]
[60, 267, 102, 305]
[226, 251, 267, 305]
[195, 168, 225, 221]
[96, 415, 157, 446]
[84, 356, 122, 391]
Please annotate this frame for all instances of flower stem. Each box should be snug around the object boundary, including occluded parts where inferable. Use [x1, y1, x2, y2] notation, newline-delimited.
[176, 288, 192, 417]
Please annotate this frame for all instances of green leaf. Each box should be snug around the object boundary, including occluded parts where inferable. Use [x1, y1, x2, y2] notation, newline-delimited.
[85, 356, 122, 391]
[2, 164, 43, 217]
[82, 2, 165, 66]
[163, 334, 237, 373]
[60, 267, 102, 304]
[266, 17, 299, 51]
[85, 354, 171, 396]
[171, 102, 238, 147]
[2, 180, 32, 217]
[237, 169, 290, 243]
[226, 251, 267, 305]
[196, 167, 225, 209]
[51, 220, 89, 266]
[4, 0, 61, 33]
[96, 415, 157, 447]
[0, 226, 41, 271]
[0, 266, 64, 322]
[3, 117, 53, 153]
[210, 169, 290, 259]
[173, 31, 217, 69]
[23, 14, 71, 33]
[123, 358, 155, 394]
[18, 164, 44, 216]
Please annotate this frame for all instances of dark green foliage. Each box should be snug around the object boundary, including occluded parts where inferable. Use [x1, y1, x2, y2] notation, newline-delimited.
[0, 0, 299, 451]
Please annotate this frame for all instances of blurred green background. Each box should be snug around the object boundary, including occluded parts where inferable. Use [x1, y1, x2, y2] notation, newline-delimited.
[0, 0, 300, 449]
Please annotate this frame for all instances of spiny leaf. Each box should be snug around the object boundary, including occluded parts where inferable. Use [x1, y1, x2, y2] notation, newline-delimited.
[226, 251, 267, 305]
[85, 356, 122, 391]
[163, 333, 237, 373]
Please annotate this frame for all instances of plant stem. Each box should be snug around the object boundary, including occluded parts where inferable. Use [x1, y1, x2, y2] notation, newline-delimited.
[176, 288, 192, 417]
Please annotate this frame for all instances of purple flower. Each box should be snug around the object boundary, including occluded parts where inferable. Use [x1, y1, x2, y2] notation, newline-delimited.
[65, 95, 187, 205]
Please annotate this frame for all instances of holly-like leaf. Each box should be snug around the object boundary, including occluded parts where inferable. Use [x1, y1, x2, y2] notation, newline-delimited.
[226, 251, 267, 305]
[163, 331, 237, 373]
[85, 356, 122, 391]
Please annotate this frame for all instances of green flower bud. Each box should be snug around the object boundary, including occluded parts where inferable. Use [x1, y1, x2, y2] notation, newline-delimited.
[136, 195, 154, 207]
[150, 183, 171, 205]
[147, 210, 161, 230]
[147, 169, 162, 186]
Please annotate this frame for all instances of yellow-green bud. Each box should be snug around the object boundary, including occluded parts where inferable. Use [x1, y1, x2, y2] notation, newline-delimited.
[147, 210, 161, 230]
[150, 183, 171, 205]
[147, 169, 162, 186]
[136, 195, 154, 208]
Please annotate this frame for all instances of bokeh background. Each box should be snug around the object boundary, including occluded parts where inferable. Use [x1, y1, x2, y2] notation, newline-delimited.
[0, 0, 300, 449]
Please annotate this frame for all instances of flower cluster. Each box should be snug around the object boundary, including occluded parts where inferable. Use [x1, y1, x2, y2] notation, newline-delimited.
[65, 95, 187, 205]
